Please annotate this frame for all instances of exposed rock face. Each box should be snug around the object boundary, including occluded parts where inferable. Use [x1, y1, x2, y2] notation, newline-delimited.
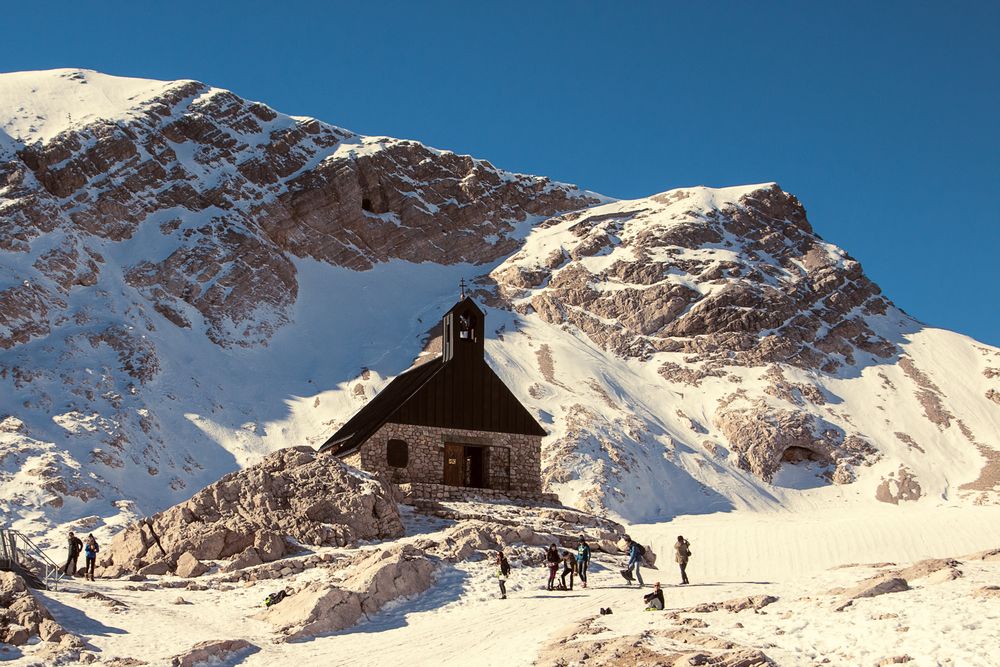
[97, 447, 403, 576]
[492, 185, 891, 370]
[875, 466, 923, 504]
[715, 403, 879, 483]
[0, 571, 74, 648]
[262, 543, 436, 640]
[2, 70, 595, 352]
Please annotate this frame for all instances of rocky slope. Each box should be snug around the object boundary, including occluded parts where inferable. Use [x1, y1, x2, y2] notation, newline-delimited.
[1, 69, 998, 542]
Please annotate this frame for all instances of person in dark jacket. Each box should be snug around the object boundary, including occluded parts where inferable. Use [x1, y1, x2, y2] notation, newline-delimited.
[61, 531, 83, 577]
[576, 536, 591, 588]
[496, 551, 511, 599]
[643, 582, 665, 610]
[626, 536, 645, 587]
[559, 551, 576, 590]
[545, 544, 560, 591]
[675, 535, 691, 585]
[84, 534, 100, 581]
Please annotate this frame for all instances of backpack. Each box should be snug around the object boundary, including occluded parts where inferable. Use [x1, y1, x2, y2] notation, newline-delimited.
[264, 590, 288, 607]
[500, 560, 511, 577]
[634, 543, 646, 558]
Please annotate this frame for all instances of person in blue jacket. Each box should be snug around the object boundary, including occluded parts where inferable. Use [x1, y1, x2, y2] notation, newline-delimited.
[626, 536, 645, 587]
[575, 536, 591, 589]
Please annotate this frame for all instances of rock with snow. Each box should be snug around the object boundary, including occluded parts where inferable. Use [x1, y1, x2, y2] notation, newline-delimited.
[0, 571, 72, 647]
[169, 639, 257, 667]
[834, 575, 909, 611]
[263, 544, 436, 640]
[98, 446, 404, 576]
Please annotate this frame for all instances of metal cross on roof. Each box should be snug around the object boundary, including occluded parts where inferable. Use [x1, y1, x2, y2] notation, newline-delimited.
[459, 278, 467, 299]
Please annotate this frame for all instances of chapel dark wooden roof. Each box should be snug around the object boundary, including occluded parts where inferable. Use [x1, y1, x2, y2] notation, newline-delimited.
[317, 352, 547, 457]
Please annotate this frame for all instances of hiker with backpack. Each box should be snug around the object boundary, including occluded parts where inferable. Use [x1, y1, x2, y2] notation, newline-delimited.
[496, 551, 511, 599]
[675, 535, 691, 585]
[559, 550, 576, 590]
[576, 536, 591, 589]
[623, 535, 645, 587]
[544, 544, 560, 591]
[61, 531, 83, 577]
[84, 534, 99, 581]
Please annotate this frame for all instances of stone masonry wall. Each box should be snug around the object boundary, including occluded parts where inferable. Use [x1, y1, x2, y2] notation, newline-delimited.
[398, 482, 559, 505]
[354, 423, 543, 493]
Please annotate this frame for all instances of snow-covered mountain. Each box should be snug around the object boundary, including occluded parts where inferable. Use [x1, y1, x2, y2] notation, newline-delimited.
[1, 69, 998, 541]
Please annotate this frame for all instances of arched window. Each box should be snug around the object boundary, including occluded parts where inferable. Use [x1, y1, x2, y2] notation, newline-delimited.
[387, 439, 408, 468]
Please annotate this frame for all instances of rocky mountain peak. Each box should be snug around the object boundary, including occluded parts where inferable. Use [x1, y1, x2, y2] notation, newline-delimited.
[0, 69, 997, 538]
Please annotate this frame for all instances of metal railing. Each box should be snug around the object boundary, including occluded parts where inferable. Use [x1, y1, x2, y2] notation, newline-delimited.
[0, 529, 64, 590]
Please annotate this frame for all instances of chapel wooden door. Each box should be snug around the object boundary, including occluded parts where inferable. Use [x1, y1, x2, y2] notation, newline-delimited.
[443, 443, 464, 486]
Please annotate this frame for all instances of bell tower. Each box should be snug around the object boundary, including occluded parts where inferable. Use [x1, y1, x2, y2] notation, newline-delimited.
[442, 281, 485, 364]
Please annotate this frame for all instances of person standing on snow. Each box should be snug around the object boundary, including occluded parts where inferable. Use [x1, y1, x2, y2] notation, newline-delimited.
[496, 551, 511, 599]
[545, 544, 560, 591]
[576, 536, 591, 588]
[84, 534, 100, 581]
[61, 531, 83, 577]
[675, 535, 691, 585]
[560, 550, 576, 590]
[626, 536, 645, 587]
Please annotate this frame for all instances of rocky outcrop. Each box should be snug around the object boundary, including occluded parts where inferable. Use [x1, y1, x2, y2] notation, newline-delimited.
[875, 466, 923, 504]
[0, 571, 81, 658]
[168, 639, 257, 667]
[680, 594, 779, 614]
[262, 544, 436, 640]
[97, 447, 403, 576]
[535, 614, 772, 667]
[832, 575, 909, 611]
[714, 402, 879, 483]
[492, 184, 892, 370]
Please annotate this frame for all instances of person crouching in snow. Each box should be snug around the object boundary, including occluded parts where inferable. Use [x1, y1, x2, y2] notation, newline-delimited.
[545, 544, 560, 591]
[496, 551, 511, 599]
[643, 582, 664, 610]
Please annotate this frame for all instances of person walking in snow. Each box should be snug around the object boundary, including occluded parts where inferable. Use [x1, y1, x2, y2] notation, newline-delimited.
[61, 531, 83, 577]
[545, 544, 560, 591]
[496, 551, 511, 599]
[675, 535, 691, 585]
[576, 536, 591, 589]
[84, 534, 100, 581]
[625, 536, 645, 587]
[560, 550, 576, 590]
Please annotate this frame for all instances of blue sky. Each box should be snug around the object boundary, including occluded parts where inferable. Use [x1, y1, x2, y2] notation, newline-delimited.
[2, 1, 997, 344]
